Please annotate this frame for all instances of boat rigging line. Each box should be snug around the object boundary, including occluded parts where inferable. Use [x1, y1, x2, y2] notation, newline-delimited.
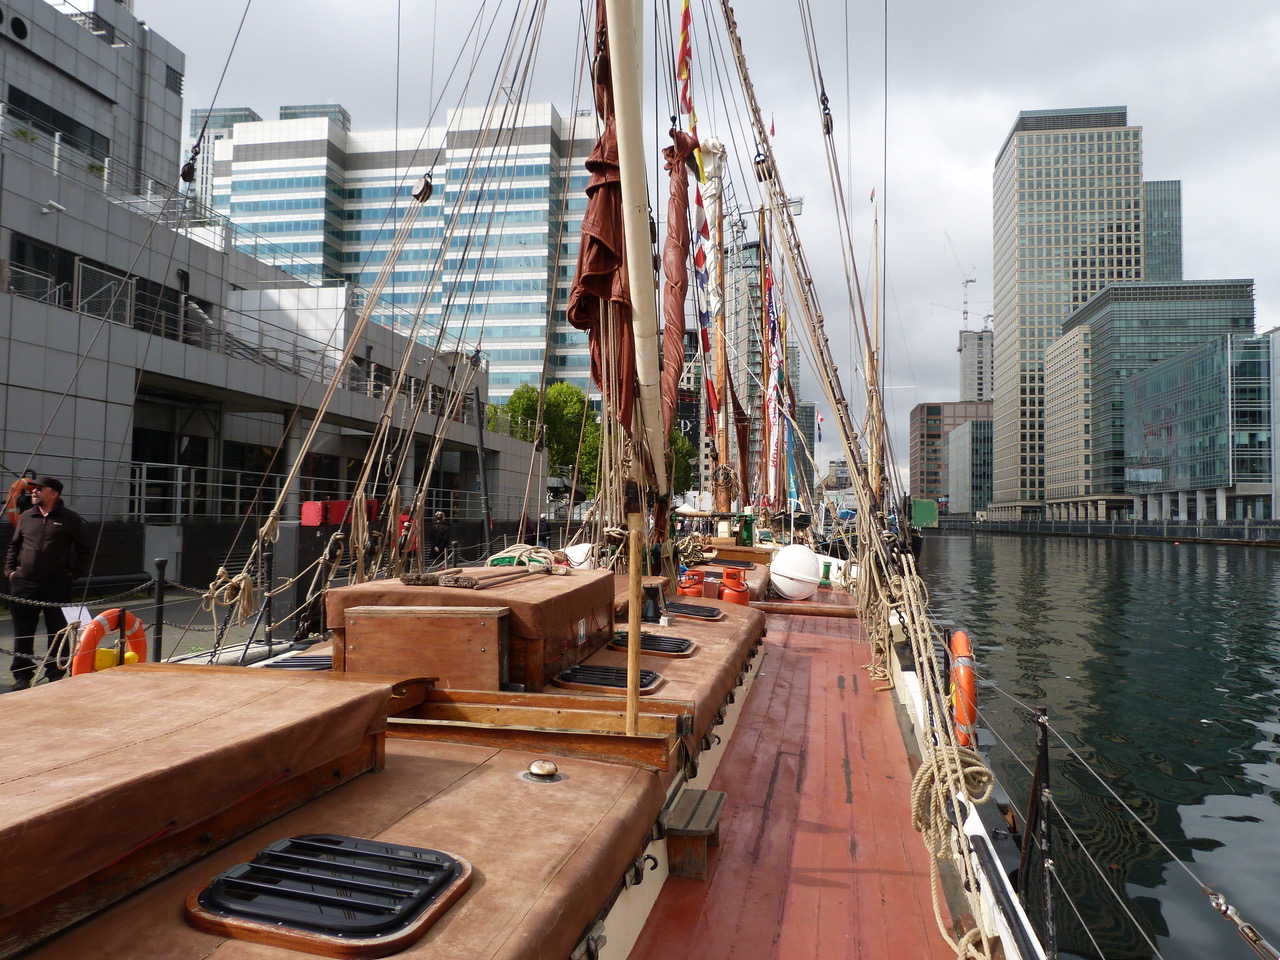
[972, 666, 1280, 959]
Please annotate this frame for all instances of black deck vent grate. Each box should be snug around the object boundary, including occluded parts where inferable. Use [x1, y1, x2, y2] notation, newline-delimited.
[612, 632, 694, 655]
[665, 601, 721, 620]
[261, 654, 333, 671]
[557, 664, 662, 691]
[196, 834, 462, 937]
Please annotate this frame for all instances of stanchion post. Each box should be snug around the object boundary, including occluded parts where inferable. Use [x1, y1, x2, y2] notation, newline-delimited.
[264, 548, 274, 653]
[152, 558, 167, 663]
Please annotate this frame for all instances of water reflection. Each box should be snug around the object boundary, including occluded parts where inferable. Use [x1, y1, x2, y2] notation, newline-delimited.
[920, 533, 1280, 960]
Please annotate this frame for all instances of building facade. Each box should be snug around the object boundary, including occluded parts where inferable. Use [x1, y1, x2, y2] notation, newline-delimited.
[794, 401, 817, 498]
[958, 328, 994, 402]
[1125, 333, 1274, 521]
[1043, 324, 1093, 511]
[186, 107, 262, 209]
[945, 419, 993, 515]
[991, 106, 1149, 517]
[1044, 280, 1256, 519]
[1143, 180, 1183, 282]
[909, 401, 992, 502]
[208, 103, 597, 404]
[0, 0, 537, 586]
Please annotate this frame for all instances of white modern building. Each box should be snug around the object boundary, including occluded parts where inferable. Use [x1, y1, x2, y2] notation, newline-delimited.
[202, 102, 598, 405]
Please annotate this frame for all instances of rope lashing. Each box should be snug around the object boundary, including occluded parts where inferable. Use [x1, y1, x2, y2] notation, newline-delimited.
[201, 566, 256, 624]
[910, 746, 995, 859]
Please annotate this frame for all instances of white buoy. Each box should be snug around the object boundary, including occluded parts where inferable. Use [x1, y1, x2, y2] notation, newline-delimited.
[562, 542, 595, 568]
[770, 544, 822, 600]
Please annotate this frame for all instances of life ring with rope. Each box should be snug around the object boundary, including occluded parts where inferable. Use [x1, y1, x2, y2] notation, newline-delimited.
[5, 477, 32, 526]
[950, 629, 979, 748]
[71, 609, 148, 676]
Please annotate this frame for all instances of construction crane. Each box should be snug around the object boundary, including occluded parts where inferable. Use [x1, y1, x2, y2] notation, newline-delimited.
[943, 231, 977, 331]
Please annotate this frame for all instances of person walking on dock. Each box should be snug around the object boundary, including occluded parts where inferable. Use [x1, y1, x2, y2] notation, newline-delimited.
[4, 477, 91, 689]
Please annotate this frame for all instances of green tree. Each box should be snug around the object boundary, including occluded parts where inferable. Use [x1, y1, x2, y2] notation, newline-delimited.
[500, 382, 600, 497]
[669, 429, 697, 497]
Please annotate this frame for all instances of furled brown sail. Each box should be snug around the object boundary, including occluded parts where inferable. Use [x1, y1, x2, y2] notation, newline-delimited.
[567, 1, 635, 433]
[660, 129, 697, 438]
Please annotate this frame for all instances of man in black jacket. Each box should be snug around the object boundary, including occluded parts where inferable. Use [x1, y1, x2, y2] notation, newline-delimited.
[4, 477, 92, 689]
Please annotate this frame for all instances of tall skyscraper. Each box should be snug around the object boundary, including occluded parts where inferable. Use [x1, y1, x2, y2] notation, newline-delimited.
[958, 328, 993, 401]
[990, 106, 1145, 517]
[210, 103, 596, 403]
[1142, 180, 1183, 282]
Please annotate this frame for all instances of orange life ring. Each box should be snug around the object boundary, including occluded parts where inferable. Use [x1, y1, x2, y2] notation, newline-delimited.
[5, 478, 31, 527]
[950, 629, 978, 747]
[71, 609, 148, 676]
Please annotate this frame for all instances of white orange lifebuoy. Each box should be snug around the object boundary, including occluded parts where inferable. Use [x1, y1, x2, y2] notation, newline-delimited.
[5, 478, 31, 527]
[71, 609, 148, 676]
[950, 629, 978, 747]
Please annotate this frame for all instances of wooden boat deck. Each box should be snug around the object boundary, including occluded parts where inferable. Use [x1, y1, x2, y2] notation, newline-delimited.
[629, 605, 954, 960]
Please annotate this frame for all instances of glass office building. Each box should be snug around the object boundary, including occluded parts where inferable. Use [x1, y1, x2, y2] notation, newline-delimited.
[991, 106, 1148, 517]
[909, 401, 992, 500]
[1124, 333, 1273, 520]
[1047, 279, 1256, 517]
[1143, 180, 1182, 282]
[210, 103, 595, 403]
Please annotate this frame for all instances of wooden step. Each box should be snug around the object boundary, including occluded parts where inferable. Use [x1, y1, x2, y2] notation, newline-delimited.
[664, 788, 727, 881]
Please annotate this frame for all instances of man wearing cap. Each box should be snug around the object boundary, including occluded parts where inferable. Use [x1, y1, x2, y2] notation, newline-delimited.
[4, 477, 92, 689]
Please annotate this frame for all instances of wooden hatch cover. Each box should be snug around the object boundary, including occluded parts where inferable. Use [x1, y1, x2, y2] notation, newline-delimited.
[186, 834, 472, 958]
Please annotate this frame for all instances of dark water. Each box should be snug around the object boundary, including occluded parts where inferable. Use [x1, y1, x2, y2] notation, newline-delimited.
[919, 532, 1280, 960]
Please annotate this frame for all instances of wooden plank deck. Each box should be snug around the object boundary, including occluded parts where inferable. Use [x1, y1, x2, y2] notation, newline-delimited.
[629, 610, 953, 960]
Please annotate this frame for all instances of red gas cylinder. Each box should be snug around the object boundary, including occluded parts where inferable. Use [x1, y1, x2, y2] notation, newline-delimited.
[721, 568, 749, 605]
[678, 570, 705, 597]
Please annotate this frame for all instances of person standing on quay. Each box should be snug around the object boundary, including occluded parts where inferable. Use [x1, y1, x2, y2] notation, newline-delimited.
[4, 477, 92, 690]
[427, 511, 451, 568]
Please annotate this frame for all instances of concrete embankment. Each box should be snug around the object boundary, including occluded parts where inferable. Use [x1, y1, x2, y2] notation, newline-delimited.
[938, 517, 1280, 547]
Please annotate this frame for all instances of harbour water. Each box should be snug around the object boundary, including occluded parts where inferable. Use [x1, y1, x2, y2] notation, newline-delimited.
[919, 532, 1280, 960]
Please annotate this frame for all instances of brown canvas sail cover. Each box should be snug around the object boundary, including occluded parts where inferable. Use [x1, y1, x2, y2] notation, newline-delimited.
[660, 129, 697, 437]
[567, 1, 635, 432]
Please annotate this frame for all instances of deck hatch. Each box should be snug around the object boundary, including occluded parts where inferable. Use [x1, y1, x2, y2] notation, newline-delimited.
[555, 664, 663, 691]
[611, 632, 695, 655]
[195, 834, 463, 937]
[261, 654, 334, 670]
[665, 601, 722, 620]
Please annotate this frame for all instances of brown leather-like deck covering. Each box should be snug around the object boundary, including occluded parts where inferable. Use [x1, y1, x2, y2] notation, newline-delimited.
[328, 568, 616, 688]
[24, 740, 665, 960]
[0, 668, 389, 921]
[563, 598, 765, 741]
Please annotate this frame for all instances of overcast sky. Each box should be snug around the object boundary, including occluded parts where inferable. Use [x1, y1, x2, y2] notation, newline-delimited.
[135, 0, 1280, 482]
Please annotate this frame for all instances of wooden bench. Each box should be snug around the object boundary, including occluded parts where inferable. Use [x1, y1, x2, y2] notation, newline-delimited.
[665, 788, 726, 881]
